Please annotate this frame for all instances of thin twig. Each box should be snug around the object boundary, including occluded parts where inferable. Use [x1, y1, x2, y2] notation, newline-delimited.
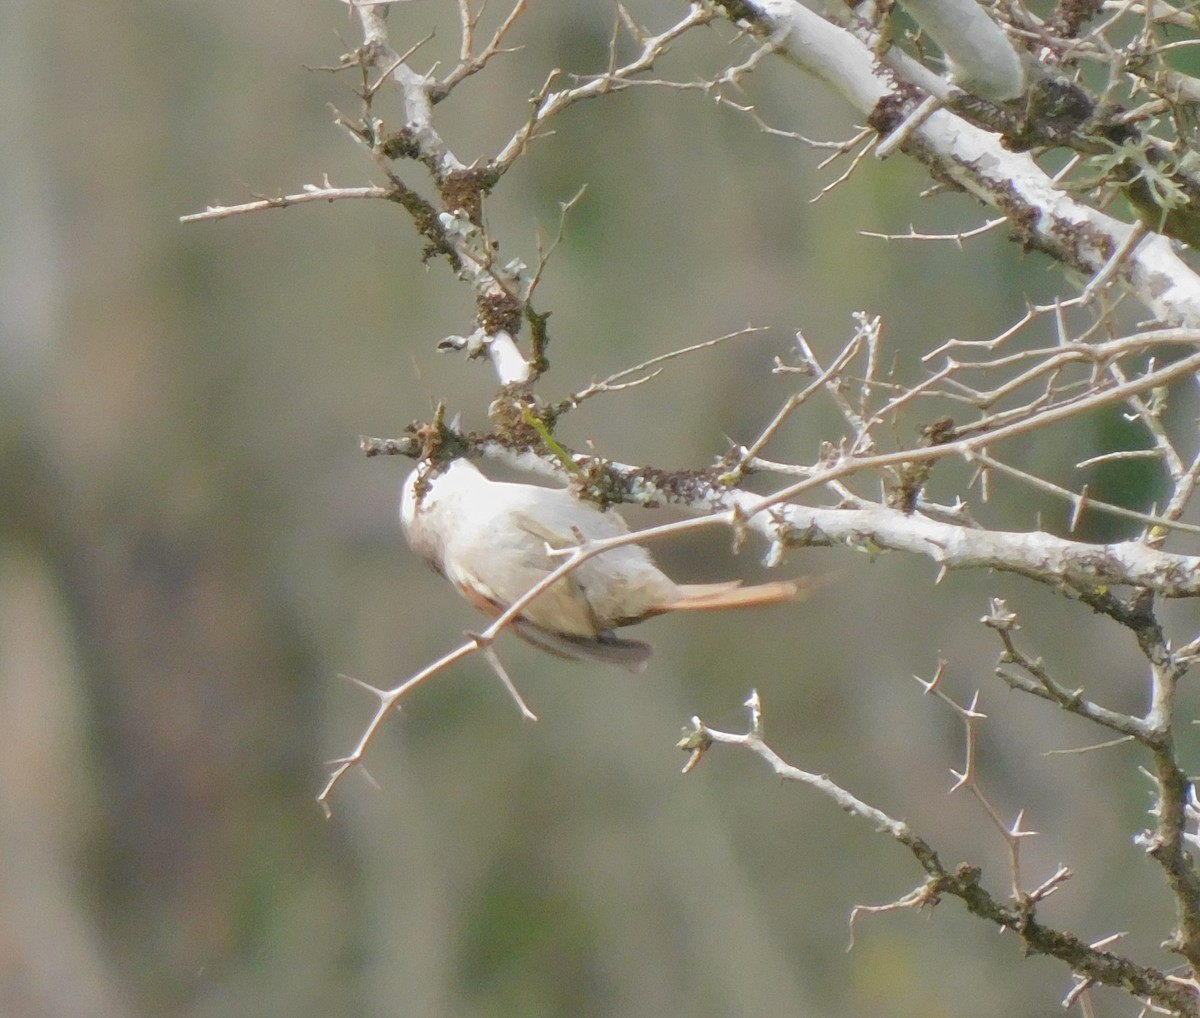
[181, 183, 393, 223]
[679, 693, 1200, 1015]
[565, 326, 771, 407]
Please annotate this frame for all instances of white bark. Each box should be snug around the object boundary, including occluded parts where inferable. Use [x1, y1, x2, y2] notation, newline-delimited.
[744, 0, 1200, 326]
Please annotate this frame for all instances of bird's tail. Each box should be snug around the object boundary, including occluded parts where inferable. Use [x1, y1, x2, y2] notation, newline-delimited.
[657, 579, 802, 614]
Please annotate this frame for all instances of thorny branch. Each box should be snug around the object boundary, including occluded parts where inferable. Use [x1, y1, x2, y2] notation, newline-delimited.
[347, 293, 1200, 1003]
[186, 0, 1200, 1011]
[678, 693, 1200, 1017]
[344, 312, 1200, 768]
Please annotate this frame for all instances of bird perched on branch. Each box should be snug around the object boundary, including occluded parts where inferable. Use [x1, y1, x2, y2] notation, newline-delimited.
[401, 458, 799, 672]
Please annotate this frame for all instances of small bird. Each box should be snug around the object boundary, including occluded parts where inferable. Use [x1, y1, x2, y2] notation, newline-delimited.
[401, 458, 798, 671]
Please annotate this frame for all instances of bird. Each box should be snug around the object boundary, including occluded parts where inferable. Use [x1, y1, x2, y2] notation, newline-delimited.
[400, 457, 799, 672]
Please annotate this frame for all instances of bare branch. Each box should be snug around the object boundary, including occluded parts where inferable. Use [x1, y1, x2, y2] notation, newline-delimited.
[440, 0, 528, 94]
[492, 5, 717, 173]
[360, 431, 1200, 595]
[679, 694, 1200, 1015]
[727, 0, 1200, 326]
[180, 182, 393, 223]
[984, 601, 1157, 740]
[562, 326, 771, 409]
[860, 218, 1007, 244]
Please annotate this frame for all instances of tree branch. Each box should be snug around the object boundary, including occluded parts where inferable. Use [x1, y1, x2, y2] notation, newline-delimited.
[721, 0, 1200, 326]
[680, 693, 1200, 1016]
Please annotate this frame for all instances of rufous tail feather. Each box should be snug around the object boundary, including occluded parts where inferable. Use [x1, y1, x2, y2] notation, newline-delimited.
[652, 579, 803, 615]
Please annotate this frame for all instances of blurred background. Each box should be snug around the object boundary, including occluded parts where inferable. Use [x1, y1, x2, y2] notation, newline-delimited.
[1, 2, 1197, 1016]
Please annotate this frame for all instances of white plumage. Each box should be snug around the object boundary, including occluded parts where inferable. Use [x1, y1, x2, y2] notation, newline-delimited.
[401, 458, 797, 671]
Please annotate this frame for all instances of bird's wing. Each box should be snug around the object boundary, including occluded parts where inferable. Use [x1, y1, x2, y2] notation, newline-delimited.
[447, 511, 605, 638]
[511, 620, 652, 673]
[509, 508, 580, 550]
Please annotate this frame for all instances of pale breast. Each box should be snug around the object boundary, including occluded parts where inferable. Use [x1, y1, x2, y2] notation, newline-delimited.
[405, 464, 678, 636]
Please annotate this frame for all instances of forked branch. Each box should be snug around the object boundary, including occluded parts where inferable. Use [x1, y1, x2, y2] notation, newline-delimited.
[679, 693, 1200, 1016]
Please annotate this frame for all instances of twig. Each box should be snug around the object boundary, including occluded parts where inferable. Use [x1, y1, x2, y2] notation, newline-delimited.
[915, 660, 1037, 900]
[970, 450, 1200, 537]
[358, 434, 1200, 594]
[984, 600, 1157, 741]
[875, 94, 942, 159]
[478, 643, 539, 721]
[491, 5, 716, 173]
[527, 184, 588, 304]
[180, 182, 393, 223]
[319, 502, 755, 807]
[860, 218, 1006, 245]
[677, 692, 1200, 1015]
[440, 0, 528, 94]
[318, 640, 479, 816]
[563, 326, 771, 408]
[734, 324, 870, 470]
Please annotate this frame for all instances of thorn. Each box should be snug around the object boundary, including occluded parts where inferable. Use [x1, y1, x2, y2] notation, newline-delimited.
[964, 690, 987, 719]
[465, 629, 495, 650]
[337, 672, 391, 701]
[1009, 809, 1039, 838]
[1062, 976, 1094, 1008]
[917, 658, 948, 694]
[981, 598, 1018, 631]
[481, 644, 539, 721]
[1088, 930, 1127, 950]
[745, 688, 764, 735]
